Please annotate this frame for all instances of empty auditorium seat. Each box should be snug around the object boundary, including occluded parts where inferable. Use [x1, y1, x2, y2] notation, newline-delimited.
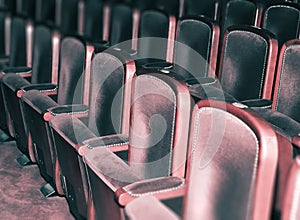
[249, 39, 300, 216]
[0, 14, 34, 140]
[1, 24, 60, 165]
[142, 16, 220, 82]
[55, 0, 79, 34]
[20, 35, 94, 195]
[108, 1, 133, 49]
[75, 73, 191, 219]
[125, 99, 278, 220]
[221, 0, 261, 36]
[78, 0, 104, 41]
[261, 2, 300, 48]
[133, 9, 176, 66]
[270, 39, 300, 122]
[48, 50, 136, 219]
[218, 25, 278, 102]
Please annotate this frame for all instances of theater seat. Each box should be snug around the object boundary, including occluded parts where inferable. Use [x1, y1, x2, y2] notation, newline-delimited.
[1, 24, 60, 164]
[20, 35, 94, 196]
[218, 25, 278, 102]
[48, 50, 135, 219]
[142, 16, 220, 83]
[133, 9, 176, 65]
[250, 39, 300, 216]
[261, 2, 300, 48]
[125, 99, 278, 220]
[0, 15, 33, 140]
[62, 73, 192, 219]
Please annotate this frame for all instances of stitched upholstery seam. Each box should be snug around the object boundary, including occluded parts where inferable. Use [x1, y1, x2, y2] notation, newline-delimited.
[50, 109, 88, 116]
[85, 141, 129, 149]
[124, 179, 185, 197]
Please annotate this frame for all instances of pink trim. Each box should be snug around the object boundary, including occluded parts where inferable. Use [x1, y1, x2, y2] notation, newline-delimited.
[43, 112, 54, 121]
[78, 0, 85, 35]
[103, 4, 110, 41]
[27, 132, 36, 163]
[5, 14, 11, 56]
[166, 16, 176, 63]
[131, 9, 140, 50]
[121, 60, 136, 134]
[26, 20, 34, 67]
[83, 44, 95, 105]
[208, 21, 220, 78]
[51, 31, 61, 85]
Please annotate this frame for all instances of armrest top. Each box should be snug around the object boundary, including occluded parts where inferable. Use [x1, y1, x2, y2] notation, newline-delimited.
[82, 134, 129, 149]
[2, 66, 31, 74]
[47, 104, 88, 116]
[240, 99, 272, 109]
[22, 83, 57, 92]
[122, 176, 185, 197]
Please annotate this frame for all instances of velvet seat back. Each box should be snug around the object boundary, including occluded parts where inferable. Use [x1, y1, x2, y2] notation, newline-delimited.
[9, 16, 27, 67]
[82, 0, 103, 41]
[262, 3, 300, 48]
[173, 16, 219, 80]
[129, 73, 191, 179]
[272, 40, 300, 123]
[183, 100, 278, 220]
[1, 24, 57, 157]
[137, 10, 170, 62]
[31, 24, 54, 84]
[48, 50, 135, 219]
[87, 51, 128, 136]
[56, 0, 79, 34]
[56, 36, 86, 105]
[109, 3, 133, 48]
[222, 0, 259, 35]
[218, 25, 278, 101]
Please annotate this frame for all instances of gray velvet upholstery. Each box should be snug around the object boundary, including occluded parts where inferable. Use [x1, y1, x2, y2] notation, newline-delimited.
[48, 50, 135, 219]
[272, 40, 300, 123]
[173, 16, 219, 80]
[262, 2, 300, 48]
[124, 100, 278, 220]
[83, 73, 191, 220]
[19, 36, 89, 196]
[56, 0, 79, 34]
[218, 25, 278, 101]
[137, 10, 170, 64]
[1, 24, 56, 156]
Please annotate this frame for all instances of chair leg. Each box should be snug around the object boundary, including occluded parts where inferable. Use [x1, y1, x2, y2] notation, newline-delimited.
[40, 183, 57, 198]
[16, 154, 33, 167]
